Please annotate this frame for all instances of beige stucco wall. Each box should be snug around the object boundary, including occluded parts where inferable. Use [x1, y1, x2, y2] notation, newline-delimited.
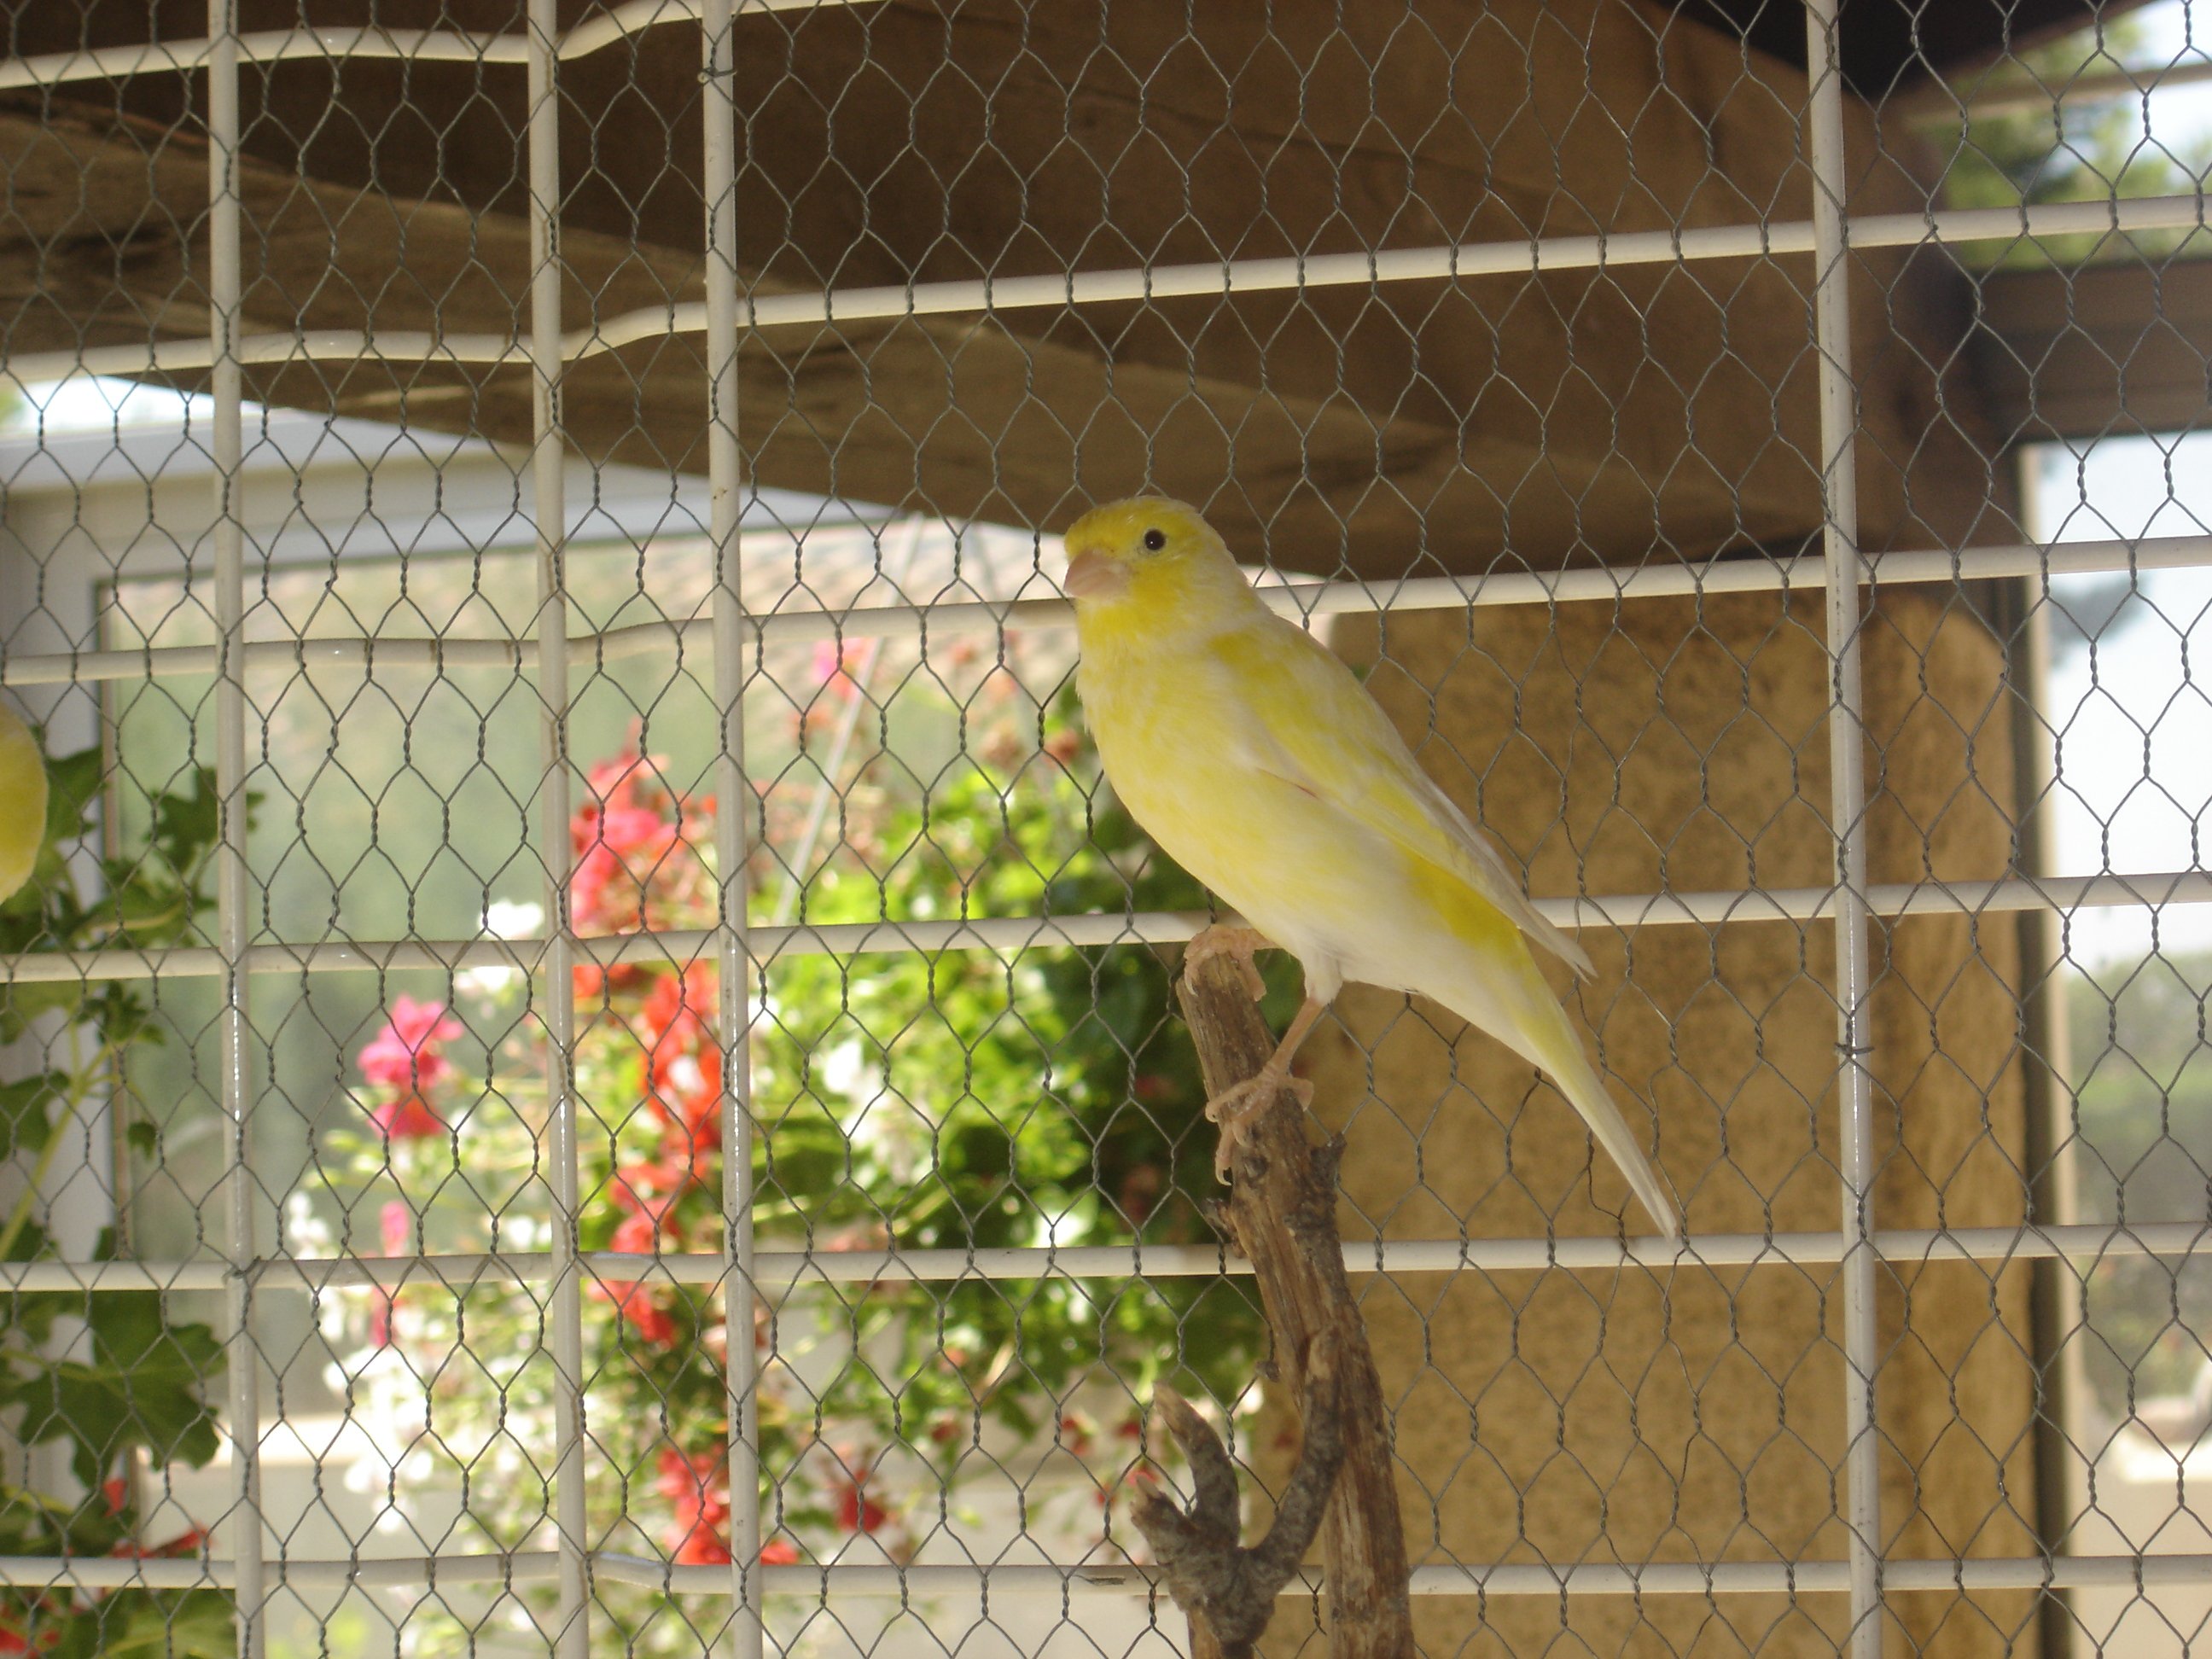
[1253, 589, 2038, 1655]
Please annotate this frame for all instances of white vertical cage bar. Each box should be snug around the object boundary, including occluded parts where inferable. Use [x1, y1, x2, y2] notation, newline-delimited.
[701, 0, 765, 1647]
[204, 5, 265, 1655]
[1804, 1, 1885, 1652]
[527, 3, 592, 1650]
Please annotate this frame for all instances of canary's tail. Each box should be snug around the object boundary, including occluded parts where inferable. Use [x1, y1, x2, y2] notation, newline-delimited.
[1430, 951, 1679, 1237]
[1524, 1009, 1679, 1238]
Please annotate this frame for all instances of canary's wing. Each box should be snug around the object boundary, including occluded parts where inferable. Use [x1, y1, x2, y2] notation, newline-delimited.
[1208, 619, 1595, 978]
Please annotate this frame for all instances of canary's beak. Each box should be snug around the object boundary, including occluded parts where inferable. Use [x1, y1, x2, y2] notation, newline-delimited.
[1063, 547, 1127, 601]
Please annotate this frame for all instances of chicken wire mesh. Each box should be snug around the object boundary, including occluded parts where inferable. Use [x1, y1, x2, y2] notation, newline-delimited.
[0, 0, 2207, 1655]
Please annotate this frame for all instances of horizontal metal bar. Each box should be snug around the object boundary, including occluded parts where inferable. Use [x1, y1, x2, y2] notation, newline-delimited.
[0, 1551, 2199, 1598]
[1909, 58, 2212, 124]
[0, 0, 859, 92]
[3, 1221, 2200, 1295]
[6, 870, 2208, 987]
[7, 531, 2206, 692]
[6, 193, 2200, 389]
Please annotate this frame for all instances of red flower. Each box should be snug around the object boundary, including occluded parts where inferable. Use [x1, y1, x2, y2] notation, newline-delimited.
[594, 1278, 678, 1347]
[358, 997, 462, 1090]
[832, 1474, 888, 1535]
[368, 1092, 445, 1140]
[656, 1447, 731, 1514]
[658, 1446, 732, 1564]
[608, 1156, 693, 1218]
[760, 1538, 800, 1566]
[609, 1207, 672, 1256]
[0, 1598, 63, 1653]
[673, 1529, 732, 1566]
[111, 1528, 207, 1560]
[640, 966, 723, 1146]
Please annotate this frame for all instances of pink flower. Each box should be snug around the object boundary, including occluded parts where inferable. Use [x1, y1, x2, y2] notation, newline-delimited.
[760, 1538, 800, 1566]
[371, 1199, 412, 1347]
[568, 751, 692, 935]
[356, 997, 460, 1143]
[810, 638, 869, 701]
[358, 997, 462, 1091]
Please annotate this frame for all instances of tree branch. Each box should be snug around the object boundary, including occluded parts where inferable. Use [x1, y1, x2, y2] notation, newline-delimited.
[1158, 934, 1416, 1659]
[1130, 1342, 1345, 1659]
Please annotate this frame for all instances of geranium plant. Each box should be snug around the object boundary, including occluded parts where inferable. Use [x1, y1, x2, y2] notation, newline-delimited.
[324, 682, 1277, 1652]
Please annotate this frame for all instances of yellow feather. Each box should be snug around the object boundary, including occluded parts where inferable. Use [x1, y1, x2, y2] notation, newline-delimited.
[0, 701, 48, 905]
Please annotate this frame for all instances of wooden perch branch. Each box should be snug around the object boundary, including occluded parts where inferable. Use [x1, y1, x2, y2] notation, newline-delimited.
[1160, 935, 1416, 1659]
[1130, 1343, 1345, 1659]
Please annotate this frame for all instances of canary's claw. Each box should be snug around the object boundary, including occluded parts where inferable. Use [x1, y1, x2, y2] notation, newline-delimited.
[1183, 924, 1271, 1003]
[1205, 1062, 1314, 1181]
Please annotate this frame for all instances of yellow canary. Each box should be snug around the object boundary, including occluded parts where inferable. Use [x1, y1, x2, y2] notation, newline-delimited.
[1065, 498, 1675, 1236]
[0, 699, 46, 905]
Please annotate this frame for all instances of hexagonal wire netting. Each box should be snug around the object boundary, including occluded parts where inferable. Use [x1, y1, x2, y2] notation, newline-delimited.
[0, 0, 2209, 1655]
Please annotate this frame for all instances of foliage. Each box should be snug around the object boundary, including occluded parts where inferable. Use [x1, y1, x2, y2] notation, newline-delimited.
[322, 684, 1268, 1651]
[0, 740, 233, 1656]
[1934, 15, 2209, 267]
[2065, 946, 2212, 1418]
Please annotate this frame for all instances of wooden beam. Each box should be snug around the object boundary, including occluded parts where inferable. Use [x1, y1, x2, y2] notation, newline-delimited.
[1970, 258, 2212, 443]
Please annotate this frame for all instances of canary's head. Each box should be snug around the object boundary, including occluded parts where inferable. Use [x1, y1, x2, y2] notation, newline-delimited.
[1061, 498, 1247, 624]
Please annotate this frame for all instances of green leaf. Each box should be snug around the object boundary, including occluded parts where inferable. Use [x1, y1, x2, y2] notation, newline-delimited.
[149, 767, 222, 876]
[83, 1591, 234, 1659]
[42, 748, 102, 851]
[0, 1071, 62, 1161]
[5, 1294, 227, 1487]
[0, 980, 83, 1044]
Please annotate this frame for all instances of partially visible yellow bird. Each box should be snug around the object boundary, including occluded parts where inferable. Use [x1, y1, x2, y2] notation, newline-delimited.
[1065, 498, 1676, 1236]
[0, 699, 46, 905]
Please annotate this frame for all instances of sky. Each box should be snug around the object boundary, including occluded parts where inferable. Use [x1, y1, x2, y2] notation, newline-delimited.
[3, 374, 195, 435]
[2032, 441, 2212, 965]
[2122, 0, 2212, 149]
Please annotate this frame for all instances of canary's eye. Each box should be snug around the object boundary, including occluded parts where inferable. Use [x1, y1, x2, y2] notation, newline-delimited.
[1142, 527, 1167, 553]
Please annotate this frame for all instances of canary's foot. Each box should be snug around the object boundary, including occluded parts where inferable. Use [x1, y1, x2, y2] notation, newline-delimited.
[1206, 1062, 1314, 1181]
[1183, 924, 1272, 1002]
